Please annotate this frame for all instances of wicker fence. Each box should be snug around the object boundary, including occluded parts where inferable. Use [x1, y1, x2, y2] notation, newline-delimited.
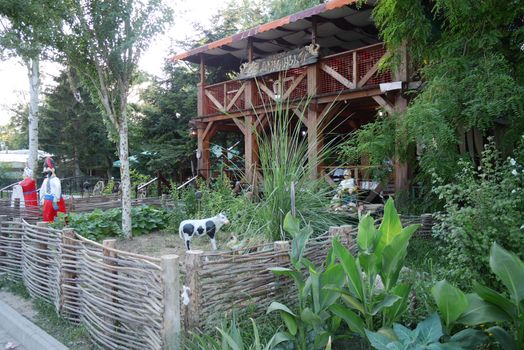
[0, 215, 357, 349]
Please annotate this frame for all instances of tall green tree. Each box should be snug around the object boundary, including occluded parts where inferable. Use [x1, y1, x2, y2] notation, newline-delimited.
[54, 0, 172, 238]
[137, 62, 197, 179]
[40, 69, 116, 178]
[0, 0, 63, 174]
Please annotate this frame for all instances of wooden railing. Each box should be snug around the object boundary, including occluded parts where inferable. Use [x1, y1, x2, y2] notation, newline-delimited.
[201, 43, 390, 117]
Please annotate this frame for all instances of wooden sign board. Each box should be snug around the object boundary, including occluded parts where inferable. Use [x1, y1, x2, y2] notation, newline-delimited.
[238, 44, 320, 80]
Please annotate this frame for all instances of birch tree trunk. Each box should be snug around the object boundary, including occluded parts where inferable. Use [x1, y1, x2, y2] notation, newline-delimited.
[118, 109, 132, 239]
[27, 57, 40, 174]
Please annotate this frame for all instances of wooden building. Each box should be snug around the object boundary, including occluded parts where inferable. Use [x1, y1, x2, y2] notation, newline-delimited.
[172, 0, 417, 192]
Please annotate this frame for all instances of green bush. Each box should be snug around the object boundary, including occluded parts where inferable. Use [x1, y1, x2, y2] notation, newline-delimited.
[432, 139, 524, 289]
[67, 205, 168, 241]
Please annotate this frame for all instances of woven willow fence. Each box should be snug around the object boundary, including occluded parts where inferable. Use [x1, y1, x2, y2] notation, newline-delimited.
[0, 217, 180, 350]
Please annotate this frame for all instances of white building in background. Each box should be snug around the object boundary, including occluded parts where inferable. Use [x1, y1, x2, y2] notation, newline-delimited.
[0, 149, 52, 178]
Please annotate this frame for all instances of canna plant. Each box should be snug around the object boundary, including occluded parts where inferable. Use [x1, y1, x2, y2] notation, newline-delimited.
[267, 212, 345, 349]
[328, 198, 420, 339]
[432, 243, 524, 350]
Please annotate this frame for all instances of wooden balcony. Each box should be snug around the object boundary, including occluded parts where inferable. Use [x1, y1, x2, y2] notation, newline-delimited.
[199, 43, 391, 118]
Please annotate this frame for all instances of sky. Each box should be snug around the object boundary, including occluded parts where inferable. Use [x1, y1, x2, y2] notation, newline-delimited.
[0, 0, 224, 126]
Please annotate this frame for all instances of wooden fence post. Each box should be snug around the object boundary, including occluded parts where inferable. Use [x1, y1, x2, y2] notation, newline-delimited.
[0, 215, 7, 271]
[161, 254, 181, 350]
[184, 250, 203, 331]
[36, 221, 49, 280]
[102, 239, 117, 329]
[59, 228, 78, 317]
[273, 241, 290, 266]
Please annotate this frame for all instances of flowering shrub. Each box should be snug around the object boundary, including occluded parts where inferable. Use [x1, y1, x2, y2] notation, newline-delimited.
[432, 138, 524, 289]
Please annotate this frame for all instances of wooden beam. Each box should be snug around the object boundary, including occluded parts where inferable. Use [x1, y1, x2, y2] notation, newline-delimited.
[357, 57, 382, 88]
[320, 63, 354, 89]
[226, 83, 246, 111]
[205, 90, 224, 111]
[258, 83, 276, 101]
[372, 95, 395, 115]
[283, 73, 307, 100]
[201, 121, 214, 141]
[292, 107, 309, 128]
[232, 117, 247, 135]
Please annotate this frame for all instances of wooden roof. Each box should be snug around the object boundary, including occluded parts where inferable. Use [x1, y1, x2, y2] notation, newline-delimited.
[171, 0, 378, 67]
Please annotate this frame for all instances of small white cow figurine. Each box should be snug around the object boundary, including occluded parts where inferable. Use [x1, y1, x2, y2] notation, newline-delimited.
[179, 213, 230, 251]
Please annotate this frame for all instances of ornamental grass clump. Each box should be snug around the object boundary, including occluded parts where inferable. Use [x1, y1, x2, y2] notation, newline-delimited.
[254, 95, 345, 241]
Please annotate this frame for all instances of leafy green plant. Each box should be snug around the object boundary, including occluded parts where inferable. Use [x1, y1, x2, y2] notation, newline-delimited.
[102, 178, 115, 195]
[432, 243, 524, 350]
[267, 212, 345, 349]
[186, 314, 287, 350]
[68, 205, 168, 241]
[365, 313, 484, 350]
[433, 140, 524, 289]
[329, 198, 420, 339]
[254, 96, 345, 241]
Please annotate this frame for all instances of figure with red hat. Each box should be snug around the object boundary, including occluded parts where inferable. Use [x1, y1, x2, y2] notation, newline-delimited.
[39, 157, 66, 222]
[20, 167, 38, 207]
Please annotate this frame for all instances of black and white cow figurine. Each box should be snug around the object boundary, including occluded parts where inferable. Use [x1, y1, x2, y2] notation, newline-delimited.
[178, 213, 230, 251]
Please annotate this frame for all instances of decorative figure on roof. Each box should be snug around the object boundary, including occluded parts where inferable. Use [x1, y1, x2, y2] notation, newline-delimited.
[39, 157, 66, 222]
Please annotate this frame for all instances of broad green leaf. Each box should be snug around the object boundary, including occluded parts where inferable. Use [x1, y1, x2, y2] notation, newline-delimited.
[472, 282, 515, 318]
[283, 211, 300, 235]
[371, 294, 401, 316]
[319, 264, 345, 309]
[264, 332, 294, 350]
[489, 243, 524, 303]
[269, 267, 305, 291]
[281, 312, 298, 336]
[250, 318, 260, 349]
[333, 239, 364, 300]
[301, 308, 322, 328]
[310, 269, 321, 313]
[364, 329, 393, 350]
[329, 303, 365, 337]
[431, 280, 469, 330]
[487, 326, 517, 350]
[314, 332, 331, 350]
[357, 214, 376, 252]
[359, 252, 379, 283]
[383, 283, 411, 327]
[393, 323, 414, 342]
[267, 301, 297, 316]
[415, 313, 443, 344]
[458, 294, 511, 325]
[339, 292, 366, 314]
[291, 225, 313, 263]
[216, 329, 242, 350]
[381, 226, 417, 290]
[448, 328, 487, 349]
[377, 198, 402, 252]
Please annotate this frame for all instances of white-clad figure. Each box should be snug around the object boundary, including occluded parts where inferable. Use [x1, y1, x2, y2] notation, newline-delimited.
[39, 157, 66, 222]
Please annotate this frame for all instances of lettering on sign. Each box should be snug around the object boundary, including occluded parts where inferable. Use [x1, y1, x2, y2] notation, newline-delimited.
[238, 44, 320, 80]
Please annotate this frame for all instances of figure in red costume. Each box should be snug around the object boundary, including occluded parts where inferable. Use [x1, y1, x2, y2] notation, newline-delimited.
[19, 167, 38, 207]
[39, 157, 66, 222]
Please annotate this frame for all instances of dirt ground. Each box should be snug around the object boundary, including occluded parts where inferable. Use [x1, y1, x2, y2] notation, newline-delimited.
[113, 231, 234, 258]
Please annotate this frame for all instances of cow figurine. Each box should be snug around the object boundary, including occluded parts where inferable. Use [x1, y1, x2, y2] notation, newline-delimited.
[179, 213, 230, 251]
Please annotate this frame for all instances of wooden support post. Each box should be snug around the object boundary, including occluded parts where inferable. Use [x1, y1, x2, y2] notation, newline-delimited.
[197, 125, 211, 179]
[307, 104, 320, 179]
[393, 94, 408, 193]
[102, 239, 117, 329]
[59, 228, 77, 316]
[244, 116, 258, 185]
[197, 54, 206, 117]
[273, 241, 290, 266]
[161, 254, 181, 350]
[184, 250, 203, 331]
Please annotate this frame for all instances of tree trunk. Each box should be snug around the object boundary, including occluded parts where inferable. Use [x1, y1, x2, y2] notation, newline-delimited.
[27, 57, 40, 175]
[118, 110, 132, 239]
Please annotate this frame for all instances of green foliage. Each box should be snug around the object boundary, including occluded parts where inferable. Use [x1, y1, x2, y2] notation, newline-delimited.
[186, 314, 288, 350]
[68, 205, 168, 241]
[330, 199, 420, 339]
[433, 139, 524, 289]
[40, 69, 116, 177]
[365, 313, 485, 350]
[432, 244, 524, 350]
[255, 101, 345, 241]
[268, 213, 345, 350]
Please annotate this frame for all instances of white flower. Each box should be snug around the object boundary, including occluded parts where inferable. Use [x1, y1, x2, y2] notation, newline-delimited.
[512, 189, 516, 194]
[510, 158, 517, 166]
[512, 169, 519, 176]
[521, 224, 524, 230]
